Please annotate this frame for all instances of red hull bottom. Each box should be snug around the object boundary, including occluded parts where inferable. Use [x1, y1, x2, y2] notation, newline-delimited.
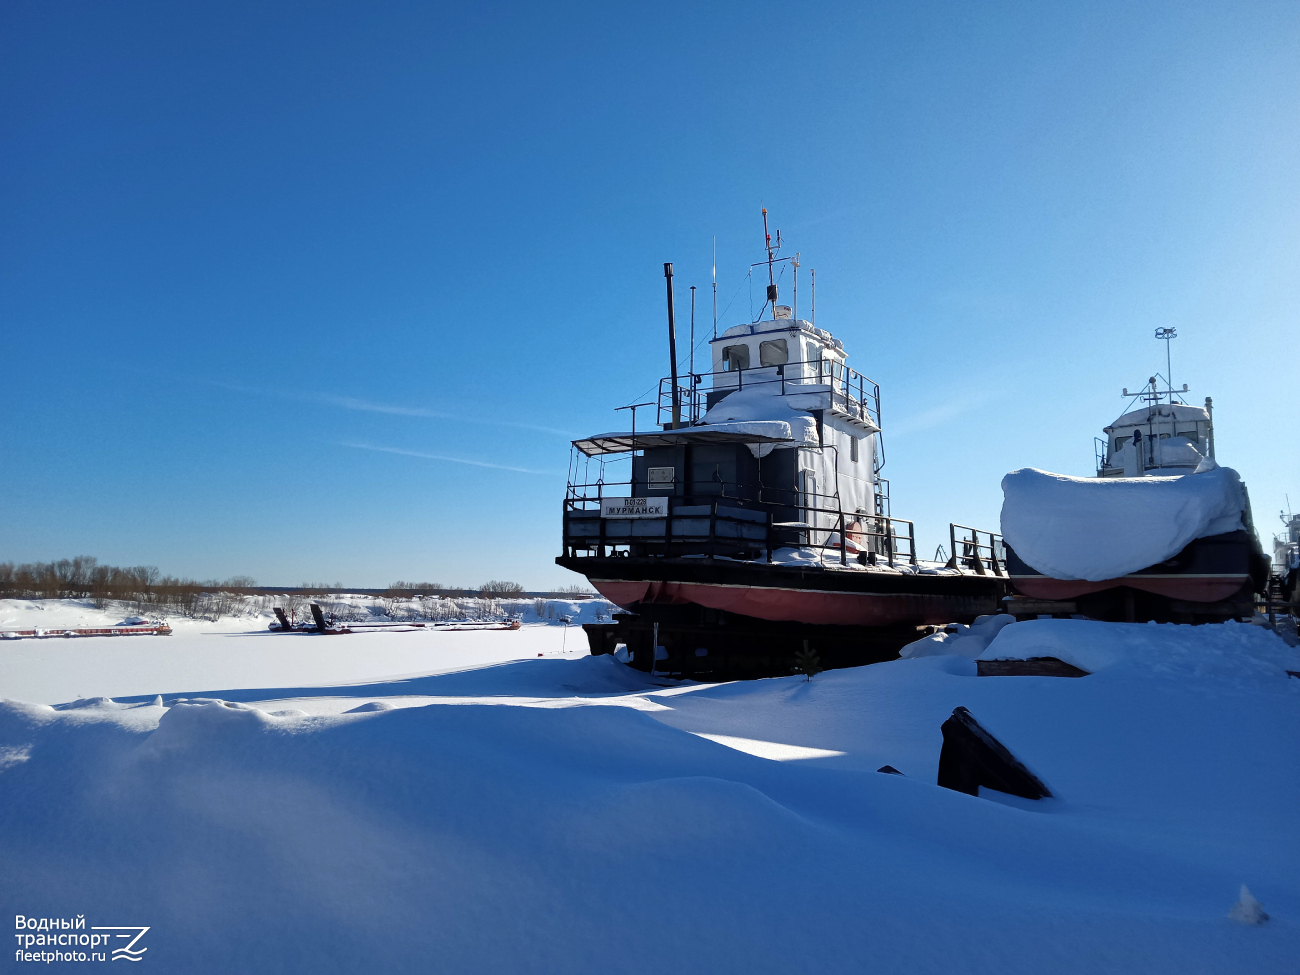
[591, 578, 985, 627]
[1010, 574, 1249, 602]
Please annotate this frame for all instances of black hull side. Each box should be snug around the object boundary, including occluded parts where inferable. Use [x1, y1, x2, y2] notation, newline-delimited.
[1003, 530, 1269, 623]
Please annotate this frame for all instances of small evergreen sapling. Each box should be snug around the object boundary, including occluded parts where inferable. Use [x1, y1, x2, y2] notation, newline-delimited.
[792, 643, 823, 681]
[1227, 885, 1268, 924]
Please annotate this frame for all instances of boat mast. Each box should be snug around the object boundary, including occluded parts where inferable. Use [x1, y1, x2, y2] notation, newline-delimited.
[1156, 327, 1177, 401]
[762, 208, 778, 314]
[792, 252, 800, 319]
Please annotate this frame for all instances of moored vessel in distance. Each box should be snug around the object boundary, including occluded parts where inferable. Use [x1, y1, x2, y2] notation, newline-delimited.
[557, 214, 1007, 677]
[1273, 509, 1300, 616]
[1001, 329, 1269, 623]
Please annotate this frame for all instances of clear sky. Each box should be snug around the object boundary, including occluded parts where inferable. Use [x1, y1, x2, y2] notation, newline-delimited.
[3, 1, 1298, 588]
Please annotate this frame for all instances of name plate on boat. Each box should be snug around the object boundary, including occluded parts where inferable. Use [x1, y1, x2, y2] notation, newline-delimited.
[601, 497, 667, 519]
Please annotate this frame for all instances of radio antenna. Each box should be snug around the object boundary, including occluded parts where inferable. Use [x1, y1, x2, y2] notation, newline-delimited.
[810, 268, 816, 327]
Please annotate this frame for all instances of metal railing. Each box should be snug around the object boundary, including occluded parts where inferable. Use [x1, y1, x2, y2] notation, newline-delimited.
[946, 524, 1005, 576]
[561, 481, 918, 568]
[656, 357, 881, 430]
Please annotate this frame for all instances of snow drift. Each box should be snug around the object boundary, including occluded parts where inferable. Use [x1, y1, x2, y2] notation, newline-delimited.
[700, 385, 819, 457]
[899, 614, 1017, 659]
[1000, 466, 1247, 580]
[3, 601, 1300, 973]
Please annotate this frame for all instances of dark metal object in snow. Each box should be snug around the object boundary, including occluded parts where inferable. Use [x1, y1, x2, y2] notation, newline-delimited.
[937, 707, 1051, 800]
[309, 603, 329, 633]
[877, 765, 904, 775]
[976, 657, 1089, 678]
[273, 607, 292, 631]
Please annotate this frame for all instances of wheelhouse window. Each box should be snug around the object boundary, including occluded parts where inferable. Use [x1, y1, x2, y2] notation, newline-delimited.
[722, 345, 750, 371]
[850, 436, 859, 463]
[759, 339, 788, 366]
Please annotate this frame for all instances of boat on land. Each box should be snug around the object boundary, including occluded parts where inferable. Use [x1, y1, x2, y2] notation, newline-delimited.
[557, 213, 1005, 677]
[1002, 331, 1269, 623]
[1272, 510, 1300, 615]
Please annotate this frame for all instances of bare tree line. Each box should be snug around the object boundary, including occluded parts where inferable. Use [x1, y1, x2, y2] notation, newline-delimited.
[386, 581, 593, 597]
[0, 558, 595, 617]
[0, 556, 255, 615]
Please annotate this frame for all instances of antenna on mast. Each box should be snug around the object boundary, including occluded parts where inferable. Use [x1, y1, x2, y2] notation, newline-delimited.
[712, 237, 717, 339]
[761, 208, 779, 316]
[810, 268, 816, 327]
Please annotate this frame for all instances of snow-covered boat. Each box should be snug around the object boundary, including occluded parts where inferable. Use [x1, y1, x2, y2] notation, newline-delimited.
[557, 222, 1004, 676]
[1001, 348, 1270, 622]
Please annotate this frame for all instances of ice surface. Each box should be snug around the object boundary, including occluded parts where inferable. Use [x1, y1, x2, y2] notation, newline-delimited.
[1000, 466, 1247, 580]
[0, 598, 608, 704]
[2, 600, 1299, 973]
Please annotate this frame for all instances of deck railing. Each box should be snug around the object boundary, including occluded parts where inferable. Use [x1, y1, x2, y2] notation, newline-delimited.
[562, 481, 917, 568]
[946, 524, 1006, 576]
[656, 357, 881, 430]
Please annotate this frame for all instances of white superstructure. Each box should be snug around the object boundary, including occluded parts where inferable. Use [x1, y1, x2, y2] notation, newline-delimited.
[1096, 380, 1216, 478]
[695, 308, 883, 534]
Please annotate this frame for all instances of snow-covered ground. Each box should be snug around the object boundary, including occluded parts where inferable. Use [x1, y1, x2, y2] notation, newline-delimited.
[2, 598, 1298, 973]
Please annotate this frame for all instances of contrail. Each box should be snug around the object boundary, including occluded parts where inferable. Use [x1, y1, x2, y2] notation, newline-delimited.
[210, 381, 576, 437]
[340, 442, 559, 476]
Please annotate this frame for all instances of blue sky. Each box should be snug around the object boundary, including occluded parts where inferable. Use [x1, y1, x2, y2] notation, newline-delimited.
[2, 0, 1298, 588]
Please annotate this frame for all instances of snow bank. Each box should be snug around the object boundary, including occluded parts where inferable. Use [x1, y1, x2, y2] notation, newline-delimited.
[1000, 466, 1247, 580]
[899, 614, 1016, 659]
[977, 617, 1300, 684]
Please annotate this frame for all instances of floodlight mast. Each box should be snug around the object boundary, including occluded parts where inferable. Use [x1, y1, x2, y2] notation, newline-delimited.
[1155, 327, 1177, 400]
